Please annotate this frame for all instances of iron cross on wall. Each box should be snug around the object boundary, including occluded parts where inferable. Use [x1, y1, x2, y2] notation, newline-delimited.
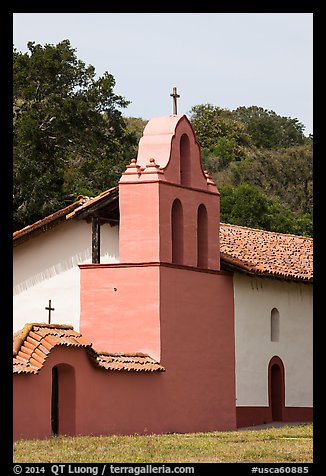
[45, 299, 55, 325]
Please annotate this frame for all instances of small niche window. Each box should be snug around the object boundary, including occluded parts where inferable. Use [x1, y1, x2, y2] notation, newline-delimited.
[271, 308, 280, 342]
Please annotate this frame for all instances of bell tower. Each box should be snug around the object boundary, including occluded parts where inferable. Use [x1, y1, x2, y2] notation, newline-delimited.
[118, 113, 220, 270]
[80, 104, 236, 432]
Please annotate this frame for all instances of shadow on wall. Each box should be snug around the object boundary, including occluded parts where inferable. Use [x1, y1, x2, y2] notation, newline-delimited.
[13, 221, 119, 295]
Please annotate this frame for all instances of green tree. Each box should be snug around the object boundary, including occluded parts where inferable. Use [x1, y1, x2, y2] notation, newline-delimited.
[229, 143, 313, 216]
[219, 184, 312, 236]
[220, 184, 272, 229]
[188, 103, 312, 236]
[13, 40, 137, 230]
[189, 103, 252, 164]
[201, 136, 238, 173]
[124, 116, 148, 144]
[232, 106, 306, 149]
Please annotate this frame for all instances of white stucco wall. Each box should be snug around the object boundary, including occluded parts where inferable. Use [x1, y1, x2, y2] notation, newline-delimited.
[13, 220, 119, 333]
[234, 273, 313, 408]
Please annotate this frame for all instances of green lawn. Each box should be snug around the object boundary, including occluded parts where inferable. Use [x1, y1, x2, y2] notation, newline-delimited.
[14, 423, 313, 463]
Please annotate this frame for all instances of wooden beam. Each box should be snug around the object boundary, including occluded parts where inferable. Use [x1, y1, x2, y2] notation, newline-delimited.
[92, 217, 100, 263]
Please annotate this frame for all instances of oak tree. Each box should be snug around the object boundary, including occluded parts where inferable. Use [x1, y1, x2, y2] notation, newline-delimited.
[13, 40, 137, 230]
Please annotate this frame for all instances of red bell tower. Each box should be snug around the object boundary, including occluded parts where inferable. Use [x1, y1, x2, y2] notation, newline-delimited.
[118, 114, 220, 269]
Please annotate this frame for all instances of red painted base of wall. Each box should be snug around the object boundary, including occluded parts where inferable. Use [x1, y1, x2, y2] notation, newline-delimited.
[14, 263, 237, 441]
[236, 406, 313, 428]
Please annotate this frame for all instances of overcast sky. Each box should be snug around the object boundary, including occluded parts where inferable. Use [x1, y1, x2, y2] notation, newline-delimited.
[13, 12, 313, 135]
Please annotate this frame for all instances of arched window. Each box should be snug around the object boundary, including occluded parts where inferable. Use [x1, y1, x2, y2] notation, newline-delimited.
[197, 204, 208, 268]
[271, 308, 280, 342]
[171, 199, 183, 265]
[180, 134, 191, 186]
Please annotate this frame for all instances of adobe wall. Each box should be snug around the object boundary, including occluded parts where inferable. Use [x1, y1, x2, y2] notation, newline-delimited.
[159, 265, 236, 432]
[234, 274, 313, 407]
[13, 220, 119, 333]
[79, 264, 161, 361]
[79, 261, 237, 434]
[234, 273, 313, 427]
[13, 346, 162, 441]
[14, 262, 237, 444]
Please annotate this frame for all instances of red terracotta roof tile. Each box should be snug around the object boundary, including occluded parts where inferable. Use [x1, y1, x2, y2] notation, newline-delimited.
[39, 338, 54, 351]
[20, 345, 33, 356]
[23, 341, 35, 351]
[29, 330, 42, 342]
[219, 223, 313, 282]
[29, 357, 43, 368]
[13, 324, 165, 374]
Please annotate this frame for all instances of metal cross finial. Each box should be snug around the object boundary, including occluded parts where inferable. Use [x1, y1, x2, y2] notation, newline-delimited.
[45, 299, 55, 325]
[170, 87, 180, 115]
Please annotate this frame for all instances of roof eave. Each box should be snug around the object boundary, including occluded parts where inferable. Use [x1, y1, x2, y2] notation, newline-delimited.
[13, 187, 120, 246]
[220, 255, 313, 284]
[13, 200, 86, 247]
[67, 187, 119, 221]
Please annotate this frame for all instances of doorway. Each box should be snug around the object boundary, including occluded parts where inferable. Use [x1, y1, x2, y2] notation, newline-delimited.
[51, 364, 76, 436]
[51, 366, 59, 436]
[268, 356, 285, 422]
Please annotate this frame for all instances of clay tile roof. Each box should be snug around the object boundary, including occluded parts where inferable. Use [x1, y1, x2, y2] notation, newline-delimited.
[219, 223, 313, 282]
[94, 352, 165, 372]
[13, 187, 119, 245]
[13, 324, 165, 374]
[13, 323, 92, 374]
[65, 186, 118, 220]
[13, 197, 89, 245]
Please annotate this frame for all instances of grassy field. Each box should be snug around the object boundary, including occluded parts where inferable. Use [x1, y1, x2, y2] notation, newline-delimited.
[14, 423, 313, 463]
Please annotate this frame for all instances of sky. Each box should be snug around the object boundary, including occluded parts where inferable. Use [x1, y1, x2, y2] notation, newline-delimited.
[13, 13, 313, 135]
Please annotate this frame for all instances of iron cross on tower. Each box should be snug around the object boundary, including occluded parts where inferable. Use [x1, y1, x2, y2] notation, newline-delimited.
[45, 299, 55, 325]
[170, 87, 180, 115]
